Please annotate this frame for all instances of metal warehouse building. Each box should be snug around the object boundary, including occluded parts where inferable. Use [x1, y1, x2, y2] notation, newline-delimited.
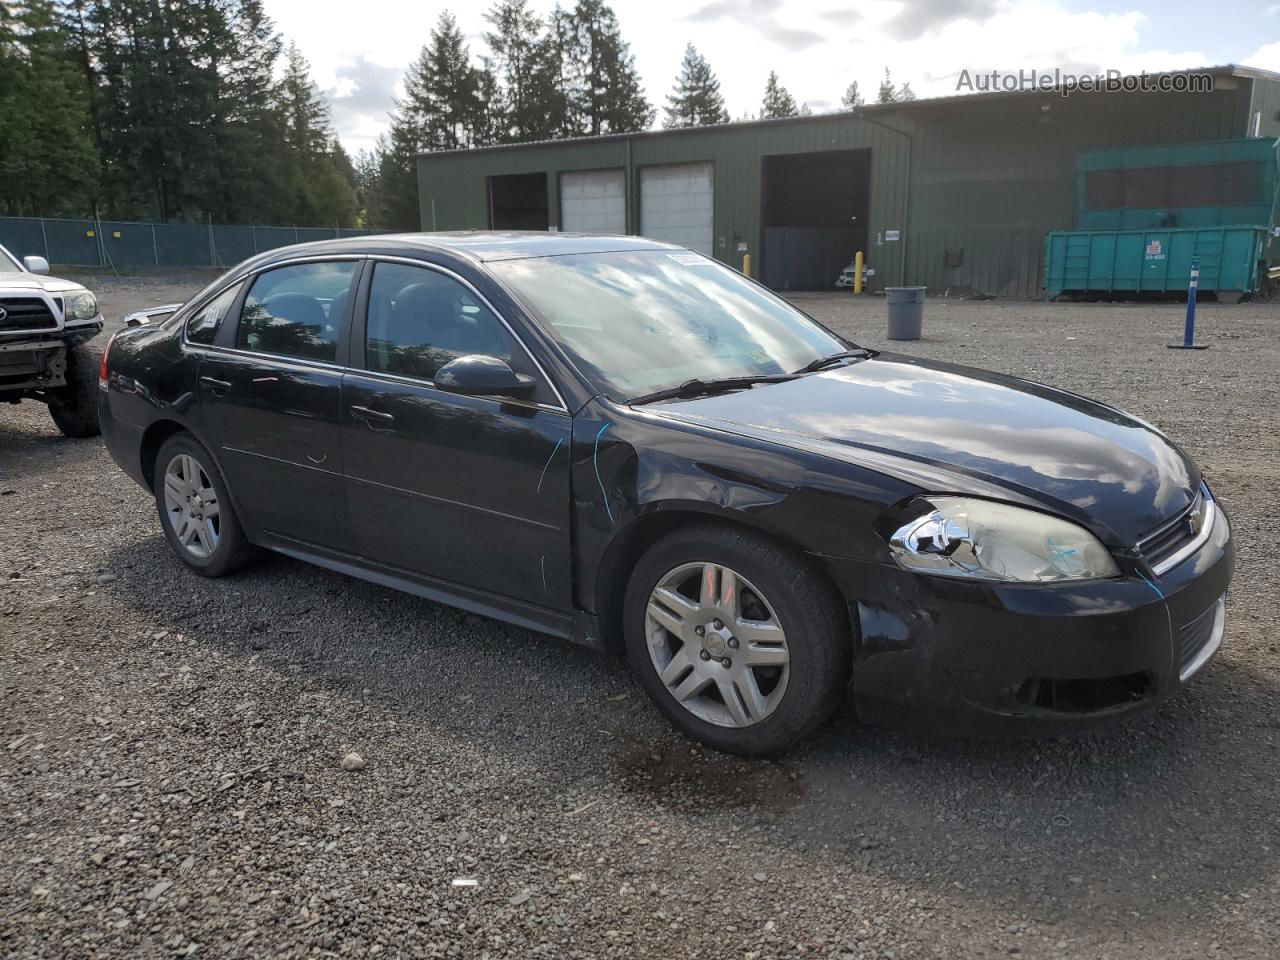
[416, 65, 1280, 298]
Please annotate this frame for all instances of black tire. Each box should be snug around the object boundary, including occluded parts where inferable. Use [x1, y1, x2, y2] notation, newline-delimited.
[153, 432, 261, 577]
[48, 342, 101, 438]
[623, 523, 851, 756]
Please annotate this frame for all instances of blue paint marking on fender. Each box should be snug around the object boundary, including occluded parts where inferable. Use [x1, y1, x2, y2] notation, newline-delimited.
[593, 421, 615, 524]
[536, 437, 563, 494]
[1137, 568, 1165, 601]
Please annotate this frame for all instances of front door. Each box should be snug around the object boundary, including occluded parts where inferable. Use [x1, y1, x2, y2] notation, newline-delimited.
[341, 260, 572, 609]
[196, 258, 361, 552]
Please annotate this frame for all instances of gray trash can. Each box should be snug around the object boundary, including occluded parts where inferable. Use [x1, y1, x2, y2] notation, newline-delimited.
[885, 286, 926, 340]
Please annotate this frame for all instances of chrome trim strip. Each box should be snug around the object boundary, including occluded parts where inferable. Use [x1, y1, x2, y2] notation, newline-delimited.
[341, 368, 566, 416]
[185, 342, 347, 373]
[1180, 597, 1225, 682]
[1151, 496, 1217, 576]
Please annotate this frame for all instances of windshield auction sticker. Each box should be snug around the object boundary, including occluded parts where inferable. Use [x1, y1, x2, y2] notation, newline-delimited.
[667, 253, 708, 265]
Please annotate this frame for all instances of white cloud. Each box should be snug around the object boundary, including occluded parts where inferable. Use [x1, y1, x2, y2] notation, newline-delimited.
[1243, 41, 1280, 73]
[263, 0, 1214, 154]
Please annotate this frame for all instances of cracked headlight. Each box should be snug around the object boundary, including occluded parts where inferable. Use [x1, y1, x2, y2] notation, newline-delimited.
[889, 497, 1120, 583]
[63, 290, 98, 321]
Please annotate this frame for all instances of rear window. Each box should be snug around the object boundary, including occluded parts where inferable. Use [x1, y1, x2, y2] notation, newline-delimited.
[236, 261, 359, 363]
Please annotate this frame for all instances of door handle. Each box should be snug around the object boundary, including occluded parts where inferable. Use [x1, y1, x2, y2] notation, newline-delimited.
[350, 405, 395, 427]
[200, 375, 232, 393]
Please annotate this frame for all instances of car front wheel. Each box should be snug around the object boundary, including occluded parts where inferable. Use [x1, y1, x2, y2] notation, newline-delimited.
[153, 433, 260, 577]
[624, 523, 851, 755]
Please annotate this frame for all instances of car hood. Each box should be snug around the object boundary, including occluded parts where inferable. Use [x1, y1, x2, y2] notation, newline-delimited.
[0, 271, 85, 294]
[651, 353, 1199, 546]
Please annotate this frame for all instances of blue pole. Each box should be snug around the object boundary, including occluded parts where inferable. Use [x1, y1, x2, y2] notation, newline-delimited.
[1182, 256, 1199, 347]
[1169, 255, 1209, 350]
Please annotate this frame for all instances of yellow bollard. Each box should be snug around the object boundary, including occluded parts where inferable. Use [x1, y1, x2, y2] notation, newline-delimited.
[853, 250, 864, 294]
[742, 252, 752, 278]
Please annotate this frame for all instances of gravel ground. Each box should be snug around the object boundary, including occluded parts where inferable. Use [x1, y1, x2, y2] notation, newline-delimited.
[1, 273, 1277, 959]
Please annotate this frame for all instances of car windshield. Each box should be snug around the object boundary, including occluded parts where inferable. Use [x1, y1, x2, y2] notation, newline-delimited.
[491, 250, 848, 401]
[0, 245, 22, 271]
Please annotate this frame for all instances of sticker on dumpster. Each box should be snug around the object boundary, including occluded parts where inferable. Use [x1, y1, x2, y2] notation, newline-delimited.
[1145, 240, 1165, 261]
[885, 230, 901, 241]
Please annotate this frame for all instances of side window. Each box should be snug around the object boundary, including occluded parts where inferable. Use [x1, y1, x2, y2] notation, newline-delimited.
[365, 262, 514, 381]
[236, 261, 359, 363]
[185, 282, 242, 345]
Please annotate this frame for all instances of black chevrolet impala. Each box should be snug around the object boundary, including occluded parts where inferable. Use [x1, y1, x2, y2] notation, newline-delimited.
[99, 233, 1233, 753]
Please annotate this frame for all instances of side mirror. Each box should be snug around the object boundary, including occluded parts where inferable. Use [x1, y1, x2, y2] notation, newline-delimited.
[434, 355, 536, 399]
[23, 256, 50, 275]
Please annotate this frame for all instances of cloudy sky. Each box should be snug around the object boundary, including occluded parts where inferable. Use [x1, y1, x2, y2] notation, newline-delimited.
[263, 0, 1280, 156]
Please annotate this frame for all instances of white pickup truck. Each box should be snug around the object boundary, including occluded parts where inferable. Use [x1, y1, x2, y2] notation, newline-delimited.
[0, 243, 105, 437]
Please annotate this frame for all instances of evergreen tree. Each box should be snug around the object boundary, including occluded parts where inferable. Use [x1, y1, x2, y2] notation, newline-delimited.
[875, 70, 915, 103]
[663, 43, 728, 128]
[409, 12, 483, 151]
[276, 44, 357, 226]
[568, 0, 652, 135]
[484, 0, 548, 142]
[760, 71, 799, 119]
[841, 80, 863, 109]
[0, 0, 99, 217]
[536, 4, 584, 138]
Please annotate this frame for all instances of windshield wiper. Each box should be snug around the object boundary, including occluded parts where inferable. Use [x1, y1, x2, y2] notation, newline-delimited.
[795, 347, 876, 374]
[628, 374, 799, 406]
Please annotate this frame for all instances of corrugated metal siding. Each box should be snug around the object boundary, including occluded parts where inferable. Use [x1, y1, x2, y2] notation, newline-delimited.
[418, 80, 1258, 298]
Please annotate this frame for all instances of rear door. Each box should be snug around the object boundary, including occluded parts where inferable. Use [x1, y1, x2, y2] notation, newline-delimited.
[341, 259, 573, 609]
[195, 258, 362, 552]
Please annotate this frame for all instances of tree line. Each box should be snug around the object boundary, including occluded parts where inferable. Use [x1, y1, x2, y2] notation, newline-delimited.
[1, 0, 916, 231]
[1, 0, 358, 226]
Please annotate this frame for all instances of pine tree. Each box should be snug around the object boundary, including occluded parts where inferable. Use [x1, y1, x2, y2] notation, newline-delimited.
[276, 44, 356, 226]
[841, 80, 863, 109]
[663, 43, 728, 128]
[484, 0, 548, 142]
[877, 68, 897, 103]
[0, 0, 99, 217]
[409, 12, 483, 152]
[536, 4, 583, 138]
[760, 71, 799, 119]
[568, 0, 652, 135]
[898, 81, 916, 101]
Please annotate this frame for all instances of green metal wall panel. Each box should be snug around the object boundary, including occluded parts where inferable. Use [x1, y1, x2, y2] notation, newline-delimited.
[418, 77, 1260, 298]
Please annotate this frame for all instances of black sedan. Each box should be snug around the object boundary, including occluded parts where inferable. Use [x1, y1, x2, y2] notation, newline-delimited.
[99, 233, 1233, 754]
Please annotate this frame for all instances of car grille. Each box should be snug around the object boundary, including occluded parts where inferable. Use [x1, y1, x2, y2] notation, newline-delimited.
[0, 297, 59, 332]
[1177, 596, 1224, 681]
[1138, 490, 1206, 572]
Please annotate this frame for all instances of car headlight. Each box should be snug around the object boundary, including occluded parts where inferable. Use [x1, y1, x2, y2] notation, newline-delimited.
[889, 497, 1120, 583]
[63, 291, 98, 321]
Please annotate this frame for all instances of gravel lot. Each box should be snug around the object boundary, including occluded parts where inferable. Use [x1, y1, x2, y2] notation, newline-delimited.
[2, 273, 1277, 959]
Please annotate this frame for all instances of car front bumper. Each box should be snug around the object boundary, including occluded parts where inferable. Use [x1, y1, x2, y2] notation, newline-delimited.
[821, 503, 1234, 736]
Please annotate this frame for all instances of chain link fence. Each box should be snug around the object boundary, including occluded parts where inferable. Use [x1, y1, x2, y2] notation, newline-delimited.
[0, 216, 378, 270]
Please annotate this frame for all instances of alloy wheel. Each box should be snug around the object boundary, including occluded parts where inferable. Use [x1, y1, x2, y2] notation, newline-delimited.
[162, 453, 220, 559]
[645, 561, 790, 728]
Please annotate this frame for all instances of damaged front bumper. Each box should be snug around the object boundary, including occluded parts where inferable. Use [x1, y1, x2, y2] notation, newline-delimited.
[820, 503, 1234, 736]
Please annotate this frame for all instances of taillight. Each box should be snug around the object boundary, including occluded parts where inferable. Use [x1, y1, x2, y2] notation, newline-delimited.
[98, 333, 118, 389]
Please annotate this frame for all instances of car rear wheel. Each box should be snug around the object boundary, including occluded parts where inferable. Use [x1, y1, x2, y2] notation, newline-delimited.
[154, 433, 260, 577]
[47, 343, 101, 438]
[624, 523, 851, 755]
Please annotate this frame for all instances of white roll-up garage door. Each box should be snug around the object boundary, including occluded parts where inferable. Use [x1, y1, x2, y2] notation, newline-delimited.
[559, 169, 626, 235]
[640, 163, 713, 256]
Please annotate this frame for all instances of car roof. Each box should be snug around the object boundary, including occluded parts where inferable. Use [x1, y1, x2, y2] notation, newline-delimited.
[247, 231, 684, 271]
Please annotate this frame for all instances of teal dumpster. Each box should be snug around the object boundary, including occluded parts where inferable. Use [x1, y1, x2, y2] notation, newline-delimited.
[1044, 225, 1269, 299]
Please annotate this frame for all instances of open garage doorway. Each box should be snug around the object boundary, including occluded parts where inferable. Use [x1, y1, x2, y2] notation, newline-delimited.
[489, 173, 549, 230]
[761, 149, 870, 291]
